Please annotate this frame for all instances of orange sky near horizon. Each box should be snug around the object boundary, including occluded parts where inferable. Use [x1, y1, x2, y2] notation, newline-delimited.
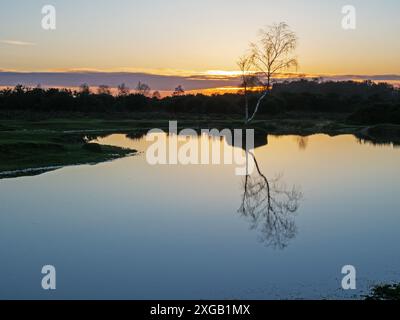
[1, 0, 399, 90]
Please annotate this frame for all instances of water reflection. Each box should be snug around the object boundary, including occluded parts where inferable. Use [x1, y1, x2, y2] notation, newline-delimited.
[95, 130, 305, 250]
[295, 136, 309, 151]
[239, 151, 303, 249]
[357, 137, 399, 149]
[355, 125, 400, 148]
[2, 131, 400, 299]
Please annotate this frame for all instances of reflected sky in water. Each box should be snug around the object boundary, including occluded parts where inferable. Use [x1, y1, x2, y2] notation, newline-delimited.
[0, 133, 400, 299]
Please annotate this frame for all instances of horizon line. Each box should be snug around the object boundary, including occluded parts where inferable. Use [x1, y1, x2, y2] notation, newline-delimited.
[1, 70, 399, 92]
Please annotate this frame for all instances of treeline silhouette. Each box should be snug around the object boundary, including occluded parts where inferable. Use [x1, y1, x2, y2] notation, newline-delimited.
[1, 80, 399, 124]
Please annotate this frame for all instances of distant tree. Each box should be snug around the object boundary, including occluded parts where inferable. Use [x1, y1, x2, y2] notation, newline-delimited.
[14, 84, 26, 94]
[2, 79, 398, 116]
[152, 91, 161, 99]
[173, 85, 185, 96]
[97, 85, 111, 95]
[136, 81, 151, 97]
[117, 83, 130, 96]
[239, 22, 298, 123]
[79, 83, 90, 95]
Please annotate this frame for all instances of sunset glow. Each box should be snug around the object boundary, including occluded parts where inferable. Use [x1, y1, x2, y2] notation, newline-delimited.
[1, 0, 399, 78]
[1, 0, 400, 304]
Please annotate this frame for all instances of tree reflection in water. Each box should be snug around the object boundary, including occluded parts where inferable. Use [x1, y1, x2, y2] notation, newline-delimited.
[295, 136, 309, 151]
[239, 151, 303, 249]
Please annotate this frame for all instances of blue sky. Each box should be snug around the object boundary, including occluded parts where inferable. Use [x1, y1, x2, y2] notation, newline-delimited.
[0, 0, 399, 77]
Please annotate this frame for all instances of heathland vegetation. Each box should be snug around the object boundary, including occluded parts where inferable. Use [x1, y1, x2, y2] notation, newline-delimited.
[0, 79, 398, 124]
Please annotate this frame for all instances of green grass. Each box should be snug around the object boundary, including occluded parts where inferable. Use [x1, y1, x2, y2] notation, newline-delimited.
[0, 128, 135, 176]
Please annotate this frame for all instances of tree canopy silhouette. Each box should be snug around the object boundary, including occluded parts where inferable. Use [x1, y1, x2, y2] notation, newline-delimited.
[238, 22, 298, 123]
[0, 80, 398, 120]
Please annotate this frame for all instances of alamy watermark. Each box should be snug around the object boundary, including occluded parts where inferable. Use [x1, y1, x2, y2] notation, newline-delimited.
[342, 5, 356, 30]
[341, 265, 357, 290]
[145, 121, 255, 176]
[39, 4, 357, 32]
[41, 5, 56, 30]
[41, 265, 56, 290]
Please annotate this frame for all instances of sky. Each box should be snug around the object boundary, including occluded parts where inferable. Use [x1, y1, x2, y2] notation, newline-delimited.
[0, 0, 399, 90]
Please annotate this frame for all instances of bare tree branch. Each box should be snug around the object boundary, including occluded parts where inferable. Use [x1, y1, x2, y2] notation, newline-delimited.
[238, 22, 298, 123]
[239, 151, 303, 249]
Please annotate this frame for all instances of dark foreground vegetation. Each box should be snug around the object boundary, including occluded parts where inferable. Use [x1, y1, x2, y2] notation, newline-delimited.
[0, 80, 399, 124]
[0, 127, 135, 177]
[365, 283, 400, 301]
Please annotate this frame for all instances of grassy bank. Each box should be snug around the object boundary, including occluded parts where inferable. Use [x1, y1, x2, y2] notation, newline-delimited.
[1, 115, 400, 178]
[0, 127, 136, 178]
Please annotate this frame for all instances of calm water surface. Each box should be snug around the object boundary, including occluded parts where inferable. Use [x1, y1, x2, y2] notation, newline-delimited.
[0, 133, 399, 299]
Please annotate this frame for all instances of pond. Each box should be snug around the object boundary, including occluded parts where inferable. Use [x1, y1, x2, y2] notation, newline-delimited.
[0, 133, 399, 299]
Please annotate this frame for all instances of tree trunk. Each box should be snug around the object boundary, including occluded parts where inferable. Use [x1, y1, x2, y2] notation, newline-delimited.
[247, 77, 270, 124]
[246, 89, 268, 123]
[245, 95, 249, 123]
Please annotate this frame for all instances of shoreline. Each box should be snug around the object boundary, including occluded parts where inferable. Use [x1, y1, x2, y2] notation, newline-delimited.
[1, 117, 399, 179]
[0, 151, 137, 180]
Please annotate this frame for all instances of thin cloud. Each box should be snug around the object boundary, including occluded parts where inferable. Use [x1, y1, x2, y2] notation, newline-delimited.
[0, 71, 399, 90]
[0, 40, 36, 46]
